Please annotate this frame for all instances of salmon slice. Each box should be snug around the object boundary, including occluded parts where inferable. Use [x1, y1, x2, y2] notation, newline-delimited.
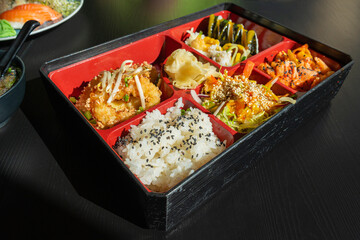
[0, 3, 62, 29]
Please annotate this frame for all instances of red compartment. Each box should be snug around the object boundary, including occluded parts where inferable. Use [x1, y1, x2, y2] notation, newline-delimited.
[48, 34, 184, 136]
[49, 34, 182, 96]
[252, 40, 342, 92]
[167, 10, 284, 67]
[107, 96, 234, 192]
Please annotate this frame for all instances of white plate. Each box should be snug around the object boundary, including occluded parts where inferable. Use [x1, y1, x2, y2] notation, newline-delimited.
[0, 0, 84, 41]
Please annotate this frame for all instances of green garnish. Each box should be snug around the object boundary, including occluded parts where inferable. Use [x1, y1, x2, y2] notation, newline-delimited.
[7, 67, 12, 73]
[181, 108, 191, 115]
[0, 20, 16, 38]
[123, 94, 129, 102]
[202, 100, 217, 110]
[124, 76, 132, 87]
[82, 110, 96, 124]
[69, 96, 77, 103]
[84, 111, 92, 120]
[137, 106, 144, 113]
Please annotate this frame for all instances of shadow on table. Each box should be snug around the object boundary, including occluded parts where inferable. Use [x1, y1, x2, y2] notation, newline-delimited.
[21, 78, 148, 229]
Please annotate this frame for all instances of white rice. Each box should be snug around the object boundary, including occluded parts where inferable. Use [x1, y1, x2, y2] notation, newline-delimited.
[115, 98, 226, 192]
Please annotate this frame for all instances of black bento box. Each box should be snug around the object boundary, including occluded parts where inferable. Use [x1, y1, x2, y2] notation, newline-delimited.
[40, 3, 353, 231]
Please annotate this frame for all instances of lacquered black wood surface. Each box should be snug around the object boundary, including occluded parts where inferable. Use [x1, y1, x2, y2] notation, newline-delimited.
[0, 0, 359, 239]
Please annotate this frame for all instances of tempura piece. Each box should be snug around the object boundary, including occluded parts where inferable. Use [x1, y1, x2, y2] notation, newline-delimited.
[76, 61, 162, 129]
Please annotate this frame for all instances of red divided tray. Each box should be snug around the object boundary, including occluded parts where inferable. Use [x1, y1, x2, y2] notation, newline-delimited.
[41, 3, 353, 231]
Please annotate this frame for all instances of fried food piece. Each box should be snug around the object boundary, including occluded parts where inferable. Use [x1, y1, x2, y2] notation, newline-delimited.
[76, 62, 161, 129]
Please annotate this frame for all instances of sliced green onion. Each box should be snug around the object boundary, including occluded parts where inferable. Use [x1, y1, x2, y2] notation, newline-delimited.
[123, 94, 129, 102]
[69, 96, 77, 103]
[124, 76, 132, 87]
[84, 111, 92, 120]
[136, 106, 144, 113]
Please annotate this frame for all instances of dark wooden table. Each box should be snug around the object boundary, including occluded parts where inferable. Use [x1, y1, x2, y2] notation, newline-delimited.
[1, 0, 359, 239]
